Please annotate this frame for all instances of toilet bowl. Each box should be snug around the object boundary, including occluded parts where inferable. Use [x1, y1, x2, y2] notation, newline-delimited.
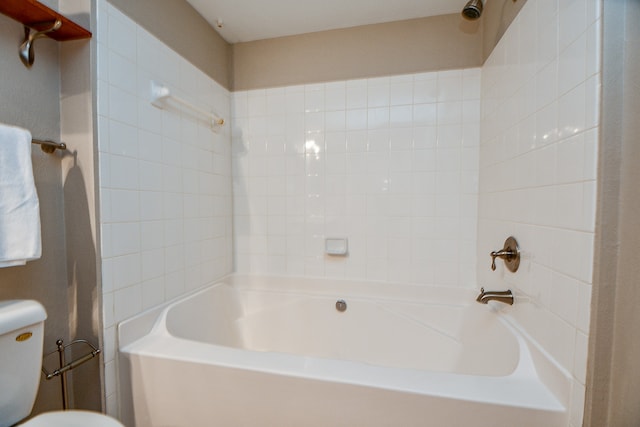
[20, 410, 124, 427]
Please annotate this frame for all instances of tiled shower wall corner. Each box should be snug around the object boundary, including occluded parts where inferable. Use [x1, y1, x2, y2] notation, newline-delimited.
[95, 1, 233, 415]
[94, 1, 602, 425]
[478, 1, 601, 426]
[232, 70, 481, 286]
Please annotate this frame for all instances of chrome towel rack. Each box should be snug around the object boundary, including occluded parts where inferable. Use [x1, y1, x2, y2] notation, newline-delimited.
[42, 338, 101, 410]
[32, 138, 66, 153]
[150, 80, 225, 132]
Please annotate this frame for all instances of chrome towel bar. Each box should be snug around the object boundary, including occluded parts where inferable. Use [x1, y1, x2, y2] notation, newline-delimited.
[32, 138, 66, 153]
[150, 80, 225, 132]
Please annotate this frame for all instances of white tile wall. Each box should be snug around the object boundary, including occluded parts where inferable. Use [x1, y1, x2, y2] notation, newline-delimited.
[96, 0, 233, 416]
[232, 70, 481, 286]
[478, 1, 601, 426]
[95, 1, 601, 424]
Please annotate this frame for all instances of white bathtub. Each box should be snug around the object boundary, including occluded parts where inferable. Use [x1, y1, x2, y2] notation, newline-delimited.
[118, 275, 570, 427]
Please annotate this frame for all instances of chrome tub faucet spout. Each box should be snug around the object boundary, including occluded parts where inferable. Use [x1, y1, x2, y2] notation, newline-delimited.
[476, 288, 514, 305]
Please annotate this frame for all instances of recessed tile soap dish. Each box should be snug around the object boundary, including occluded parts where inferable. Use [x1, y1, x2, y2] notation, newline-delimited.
[326, 238, 348, 256]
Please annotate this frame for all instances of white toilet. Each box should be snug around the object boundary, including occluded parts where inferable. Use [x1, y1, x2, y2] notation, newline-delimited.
[0, 300, 124, 427]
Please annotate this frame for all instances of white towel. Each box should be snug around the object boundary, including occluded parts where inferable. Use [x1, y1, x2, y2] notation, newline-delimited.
[0, 124, 42, 267]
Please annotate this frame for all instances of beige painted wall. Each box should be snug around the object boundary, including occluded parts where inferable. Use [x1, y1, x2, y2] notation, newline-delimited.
[231, 0, 529, 91]
[586, 0, 640, 425]
[231, 14, 482, 91]
[481, 0, 528, 61]
[105, 0, 525, 92]
[0, 11, 69, 415]
[59, 0, 101, 412]
[107, 0, 232, 90]
[0, 1, 100, 416]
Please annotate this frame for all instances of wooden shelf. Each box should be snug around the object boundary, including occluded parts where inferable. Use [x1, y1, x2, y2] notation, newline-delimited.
[0, 0, 91, 41]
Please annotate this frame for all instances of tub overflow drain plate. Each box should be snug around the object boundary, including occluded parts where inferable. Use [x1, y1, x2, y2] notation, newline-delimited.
[335, 299, 347, 312]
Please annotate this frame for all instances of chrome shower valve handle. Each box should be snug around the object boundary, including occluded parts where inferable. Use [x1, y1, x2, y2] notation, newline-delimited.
[490, 236, 520, 272]
[490, 249, 515, 271]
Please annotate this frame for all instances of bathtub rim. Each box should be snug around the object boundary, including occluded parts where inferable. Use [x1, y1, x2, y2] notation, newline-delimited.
[118, 273, 483, 349]
[122, 331, 565, 412]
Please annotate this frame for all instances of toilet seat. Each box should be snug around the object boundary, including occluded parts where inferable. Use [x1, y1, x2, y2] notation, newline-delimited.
[20, 410, 125, 427]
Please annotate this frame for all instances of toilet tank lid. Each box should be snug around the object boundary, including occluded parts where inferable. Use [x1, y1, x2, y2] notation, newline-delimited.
[0, 300, 47, 336]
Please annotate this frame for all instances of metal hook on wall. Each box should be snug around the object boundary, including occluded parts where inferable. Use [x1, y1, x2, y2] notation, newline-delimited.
[19, 19, 62, 68]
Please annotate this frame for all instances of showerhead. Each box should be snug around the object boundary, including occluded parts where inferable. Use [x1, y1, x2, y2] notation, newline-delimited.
[461, 0, 484, 20]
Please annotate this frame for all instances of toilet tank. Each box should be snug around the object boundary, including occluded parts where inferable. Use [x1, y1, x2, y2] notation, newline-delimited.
[0, 300, 47, 427]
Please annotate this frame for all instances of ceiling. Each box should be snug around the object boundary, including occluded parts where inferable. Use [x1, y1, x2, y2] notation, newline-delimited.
[185, 0, 469, 43]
